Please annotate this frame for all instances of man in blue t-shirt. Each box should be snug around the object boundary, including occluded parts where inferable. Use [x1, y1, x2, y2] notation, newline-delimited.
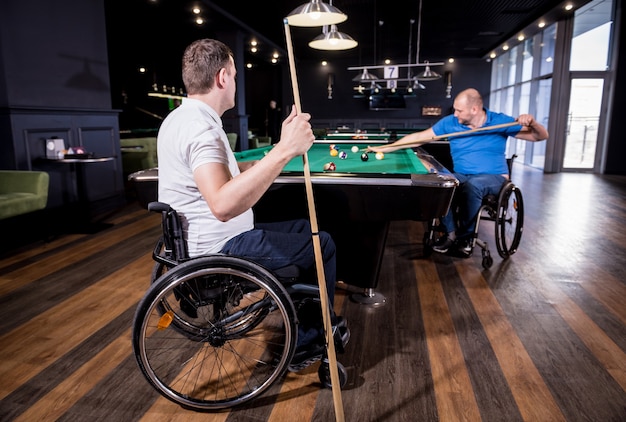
[370, 88, 549, 257]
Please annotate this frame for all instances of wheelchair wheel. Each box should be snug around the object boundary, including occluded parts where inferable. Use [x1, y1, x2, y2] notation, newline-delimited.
[133, 255, 298, 410]
[151, 261, 167, 283]
[494, 183, 524, 258]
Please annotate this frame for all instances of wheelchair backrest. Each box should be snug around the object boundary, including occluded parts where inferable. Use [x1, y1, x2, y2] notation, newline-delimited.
[148, 201, 189, 264]
[506, 154, 518, 178]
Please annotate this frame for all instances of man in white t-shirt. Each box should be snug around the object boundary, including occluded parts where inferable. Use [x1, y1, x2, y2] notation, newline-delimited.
[157, 38, 345, 370]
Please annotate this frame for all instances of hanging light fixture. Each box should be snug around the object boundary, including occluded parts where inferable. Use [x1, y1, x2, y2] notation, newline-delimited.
[309, 24, 358, 50]
[414, 0, 441, 81]
[412, 79, 426, 90]
[416, 60, 441, 81]
[287, 0, 347, 27]
[404, 19, 426, 94]
[352, 68, 379, 82]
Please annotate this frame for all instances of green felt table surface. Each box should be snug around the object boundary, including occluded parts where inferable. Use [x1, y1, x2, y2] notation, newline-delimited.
[234, 143, 430, 175]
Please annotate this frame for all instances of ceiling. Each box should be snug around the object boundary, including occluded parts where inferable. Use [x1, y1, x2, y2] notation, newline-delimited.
[107, 1, 585, 65]
[203, 0, 579, 62]
[105, 0, 594, 95]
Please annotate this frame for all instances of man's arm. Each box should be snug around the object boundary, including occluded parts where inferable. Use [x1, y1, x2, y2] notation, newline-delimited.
[237, 160, 257, 172]
[194, 107, 314, 222]
[515, 114, 549, 141]
[368, 127, 438, 153]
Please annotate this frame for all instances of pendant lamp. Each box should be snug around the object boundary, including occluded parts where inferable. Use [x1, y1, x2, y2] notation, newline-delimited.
[414, 0, 441, 80]
[287, 0, 347, 27]
[352, 68, 379, 82]
[309, 24, 358, 50]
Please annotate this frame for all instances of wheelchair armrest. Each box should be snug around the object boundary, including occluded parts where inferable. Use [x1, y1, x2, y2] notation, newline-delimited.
[148, 201, 171, 213]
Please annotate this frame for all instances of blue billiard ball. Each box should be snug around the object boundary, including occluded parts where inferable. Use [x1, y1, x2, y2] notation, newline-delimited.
[339, 151, 348, 159]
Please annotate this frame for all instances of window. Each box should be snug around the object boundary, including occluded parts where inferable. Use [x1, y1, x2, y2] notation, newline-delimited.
[539, 24, 557, 76]
[570, 0, 613, 71]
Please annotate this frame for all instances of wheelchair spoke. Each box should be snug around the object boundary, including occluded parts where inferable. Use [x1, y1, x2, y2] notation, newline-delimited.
[133, 256, 297, 410]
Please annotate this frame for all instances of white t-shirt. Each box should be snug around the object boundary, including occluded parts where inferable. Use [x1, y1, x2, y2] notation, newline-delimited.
[157, 98, 253, 256]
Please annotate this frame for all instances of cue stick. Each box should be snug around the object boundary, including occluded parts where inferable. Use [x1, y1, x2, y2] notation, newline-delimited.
[363, 121, 520, 151]
[283, 18, 345, 422]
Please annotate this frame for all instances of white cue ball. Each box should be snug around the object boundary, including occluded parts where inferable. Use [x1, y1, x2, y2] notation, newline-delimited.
[351, 145, 359, 153]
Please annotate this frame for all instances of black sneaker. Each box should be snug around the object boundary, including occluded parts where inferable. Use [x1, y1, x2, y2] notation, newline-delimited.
[455, 239, 473, 257]
[289, 342, 325, 372]
[432, 237, 454, 254]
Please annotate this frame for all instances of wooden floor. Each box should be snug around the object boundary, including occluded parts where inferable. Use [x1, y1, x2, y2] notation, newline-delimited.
[1, 164, 625, 421]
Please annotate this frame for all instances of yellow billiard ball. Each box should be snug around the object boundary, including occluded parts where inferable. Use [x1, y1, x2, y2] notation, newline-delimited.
[330, 149, 339, 157]
[375, 152, 384, 160]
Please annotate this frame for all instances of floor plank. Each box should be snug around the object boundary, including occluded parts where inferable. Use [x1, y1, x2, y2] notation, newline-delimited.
[0, 171, 625, 421]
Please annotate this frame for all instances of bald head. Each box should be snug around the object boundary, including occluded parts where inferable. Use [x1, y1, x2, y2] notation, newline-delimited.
[456, 88, 483, 109]
[452, 88, 486, 127]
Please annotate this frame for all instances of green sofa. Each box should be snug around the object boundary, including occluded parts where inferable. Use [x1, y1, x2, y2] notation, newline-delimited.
[0, 170, 50, 220]
[120, 137, 158, 174]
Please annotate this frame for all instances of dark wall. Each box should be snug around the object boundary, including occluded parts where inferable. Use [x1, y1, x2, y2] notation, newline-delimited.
[0, 0, 111, 110]
[0, 0, 124, 218]
[277, 56, 492, 130]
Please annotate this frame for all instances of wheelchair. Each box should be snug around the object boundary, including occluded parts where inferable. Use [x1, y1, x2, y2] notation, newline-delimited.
[132, 202, 349, 411]
[424, 155, 524, 269]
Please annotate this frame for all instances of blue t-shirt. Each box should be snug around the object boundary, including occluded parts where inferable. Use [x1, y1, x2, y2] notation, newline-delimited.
[431, 110, 522, 174]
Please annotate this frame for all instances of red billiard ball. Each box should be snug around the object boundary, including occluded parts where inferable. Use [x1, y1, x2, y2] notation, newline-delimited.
[323, 162, 336, 171]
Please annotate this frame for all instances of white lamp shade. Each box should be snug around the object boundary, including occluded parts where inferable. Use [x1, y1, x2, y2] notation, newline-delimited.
[287, 0, 347, 27]
[309, 25, 357, 50]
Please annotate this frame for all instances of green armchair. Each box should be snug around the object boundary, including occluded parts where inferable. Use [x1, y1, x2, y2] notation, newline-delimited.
[120, 137, 158, 174]
[0, 170, 50, 220]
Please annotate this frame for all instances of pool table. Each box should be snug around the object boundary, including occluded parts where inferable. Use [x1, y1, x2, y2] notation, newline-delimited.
[129, 143, 457, 304]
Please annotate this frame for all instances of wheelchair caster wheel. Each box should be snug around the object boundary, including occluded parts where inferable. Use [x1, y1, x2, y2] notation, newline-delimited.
[482, 251, 493, 269]
[318, 358, 348, 389]
[422, 232, 434, 257]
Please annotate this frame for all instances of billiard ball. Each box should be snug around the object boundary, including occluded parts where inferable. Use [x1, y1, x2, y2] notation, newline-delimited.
[323, 162, 336, 171]
[339, 151, 348, 159]
[351, 146, 359, 153]
[329, 144, 336, 150]
[361, 152, 369, 161]
[330, 149, 339, 157]
[375, 152, 384, 160]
